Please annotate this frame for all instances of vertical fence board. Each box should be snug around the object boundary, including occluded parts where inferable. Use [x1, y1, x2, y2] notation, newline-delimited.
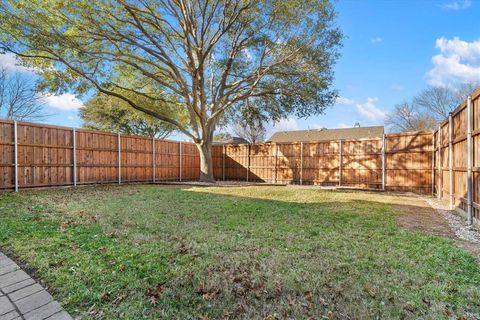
[385, 132, 433, 193]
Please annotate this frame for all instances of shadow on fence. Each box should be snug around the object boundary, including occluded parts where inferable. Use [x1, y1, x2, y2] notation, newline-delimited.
[212, 130, 433, 193]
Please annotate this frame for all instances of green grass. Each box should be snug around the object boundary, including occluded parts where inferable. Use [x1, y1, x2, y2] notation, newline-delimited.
[0, 185, 479, 319]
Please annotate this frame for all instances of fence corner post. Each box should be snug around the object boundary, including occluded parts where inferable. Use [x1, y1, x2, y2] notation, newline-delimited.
[13, 121, 18, 192]
[72, 128, 77, 187]
[466, 96, 473, 225]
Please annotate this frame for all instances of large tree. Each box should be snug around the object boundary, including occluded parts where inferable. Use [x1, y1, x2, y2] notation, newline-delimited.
[0, 0, 342, 181]
[80, 93, 176, 138]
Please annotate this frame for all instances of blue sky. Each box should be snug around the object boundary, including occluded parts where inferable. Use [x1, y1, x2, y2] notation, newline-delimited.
[1, 0, 479, 139]
[271, 0, 480, 136]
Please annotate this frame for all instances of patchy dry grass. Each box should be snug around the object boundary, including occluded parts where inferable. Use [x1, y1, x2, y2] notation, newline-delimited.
[0, 185, 479, 319]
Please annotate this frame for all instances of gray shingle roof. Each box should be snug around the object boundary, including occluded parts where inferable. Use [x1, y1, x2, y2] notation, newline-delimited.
[268, 126, 384, 142]
[213, 136, 249, 145]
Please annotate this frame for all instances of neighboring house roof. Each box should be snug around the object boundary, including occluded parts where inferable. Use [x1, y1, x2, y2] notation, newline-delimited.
[268, 126, 384, 143]
[213, 136, 249, 145]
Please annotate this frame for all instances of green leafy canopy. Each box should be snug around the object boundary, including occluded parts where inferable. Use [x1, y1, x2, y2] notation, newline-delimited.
[0, 0, 341, 138]
[80, 92, 177, 138]
[0, 0, 342, 180]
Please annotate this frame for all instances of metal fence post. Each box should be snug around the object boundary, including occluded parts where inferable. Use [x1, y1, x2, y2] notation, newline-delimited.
[13, 121, 18, 192]
[246, 144, 250, 182]
[117, 133, 121, 184]
[437, 126, 442, 199]
[274, 143, 278, 184]
[152, 137, 156, 183]
[222, 144, 225, 181]
[72, 128, 77, 187]
[179, 141, 183, 181]
[338, 140, 343, 186]
[382, 134, 386, 190]
[467, 96, 473, 225]
[448, 114, 454, 209]
[300, 142, 304, 185]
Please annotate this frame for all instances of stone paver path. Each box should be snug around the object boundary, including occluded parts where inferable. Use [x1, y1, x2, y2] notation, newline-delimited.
[0, 251, 72, 320]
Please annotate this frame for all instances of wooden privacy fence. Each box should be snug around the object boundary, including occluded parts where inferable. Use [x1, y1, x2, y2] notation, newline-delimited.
[434, 88, 480, 223]
[212, 131, 433, 193]
[0, 120, 434, 193]
[0, 121, 200, 189]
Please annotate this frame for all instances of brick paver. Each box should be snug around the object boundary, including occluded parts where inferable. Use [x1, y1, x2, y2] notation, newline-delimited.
[0, 251, 72, 320]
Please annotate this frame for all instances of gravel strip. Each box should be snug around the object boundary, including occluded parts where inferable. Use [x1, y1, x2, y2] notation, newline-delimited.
[422, 197, 480, 244]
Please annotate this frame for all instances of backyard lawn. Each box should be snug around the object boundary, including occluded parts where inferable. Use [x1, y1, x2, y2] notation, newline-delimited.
[0, 185, 479, 319]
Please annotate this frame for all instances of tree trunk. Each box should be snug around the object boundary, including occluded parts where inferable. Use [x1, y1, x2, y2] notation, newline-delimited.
[197, 140, 215, 182]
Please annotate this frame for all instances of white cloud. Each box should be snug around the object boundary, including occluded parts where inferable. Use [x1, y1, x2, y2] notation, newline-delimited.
[371, 37, 383, 44]
[67, 116, 75, 120]
[42, 93, 84, 111]
[335, 96, 355, 106]
[442, 0, 472, 10]
[354, 97, 386, 121]
[273, 118, 298, 131]
[336, 96, 386, 122]
[0, 52, 36, 73]
[427, 37, 480, 86]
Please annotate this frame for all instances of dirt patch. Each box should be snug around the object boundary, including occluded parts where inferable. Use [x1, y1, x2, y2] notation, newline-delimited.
[394, 203, 454, 239]
[394, 198, 480, 262]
